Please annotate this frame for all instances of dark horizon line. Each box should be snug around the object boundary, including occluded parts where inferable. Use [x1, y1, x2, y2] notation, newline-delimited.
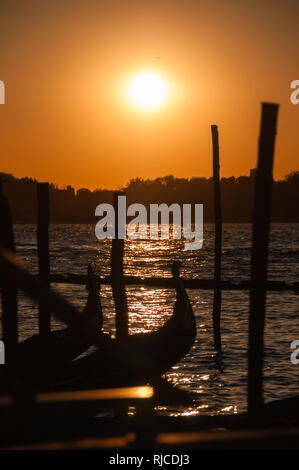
[1, 169, 298, 194]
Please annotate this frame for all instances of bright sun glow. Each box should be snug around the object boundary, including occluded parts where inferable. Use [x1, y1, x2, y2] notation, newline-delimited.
[127, 71, 169, 110]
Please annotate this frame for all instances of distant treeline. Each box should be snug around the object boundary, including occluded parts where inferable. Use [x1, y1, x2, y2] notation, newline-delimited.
[1, 171, 298, 223]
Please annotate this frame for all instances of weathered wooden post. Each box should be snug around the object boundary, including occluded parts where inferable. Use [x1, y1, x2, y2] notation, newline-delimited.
[0, 181, 18, 366]
[111, 191, 128, 339]
[37, 182, 51, 337]
[248, 103, 279, 418]
[211, 125, 222, 351]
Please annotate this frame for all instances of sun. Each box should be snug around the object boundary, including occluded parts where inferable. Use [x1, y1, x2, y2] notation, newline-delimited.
[126, 71, 169, 110]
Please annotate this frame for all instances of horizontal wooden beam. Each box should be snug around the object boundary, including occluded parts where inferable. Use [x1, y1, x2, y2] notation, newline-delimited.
[48, 273, 298, 292]
[0, 385, 153, 407]
[0, 385, 154, 419]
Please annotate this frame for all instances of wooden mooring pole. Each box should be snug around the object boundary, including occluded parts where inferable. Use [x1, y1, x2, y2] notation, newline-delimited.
[248, 102, 279, 418]
[0, 181, 18, 366]
[111, 191, 128, 339]
[37, 183, 51, 337]
[211, 125, 222, 351]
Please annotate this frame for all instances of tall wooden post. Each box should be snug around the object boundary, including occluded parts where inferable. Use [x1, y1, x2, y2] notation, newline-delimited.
[37, 183, 51, 337]
[0, 181, 18, 366]
[248, 103, 279, 418]
[111, 191, 128, 339]
[211, 125, 222, 351]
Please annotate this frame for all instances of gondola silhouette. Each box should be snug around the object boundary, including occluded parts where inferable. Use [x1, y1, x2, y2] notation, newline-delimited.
[16, 262, 196, 391]
[14, 264, 103, 384]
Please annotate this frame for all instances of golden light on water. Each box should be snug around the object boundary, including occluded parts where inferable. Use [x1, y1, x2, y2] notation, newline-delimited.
[126, 71, 169, 110]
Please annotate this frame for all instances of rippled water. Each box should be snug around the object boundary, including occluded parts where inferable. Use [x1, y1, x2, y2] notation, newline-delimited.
[7, 224, 299, 415]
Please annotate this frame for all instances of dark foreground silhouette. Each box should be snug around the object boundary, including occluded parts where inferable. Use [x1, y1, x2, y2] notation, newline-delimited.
[13, 263, 196, 392]
[14, 264, 102, 381]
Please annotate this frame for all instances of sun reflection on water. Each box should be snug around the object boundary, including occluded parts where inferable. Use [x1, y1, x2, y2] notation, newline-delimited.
[12, 224, 299, 417]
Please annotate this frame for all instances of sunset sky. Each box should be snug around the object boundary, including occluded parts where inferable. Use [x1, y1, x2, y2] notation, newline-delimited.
[0, 0, 298, 189]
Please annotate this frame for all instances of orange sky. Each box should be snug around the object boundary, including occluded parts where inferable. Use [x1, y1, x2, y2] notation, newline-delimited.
[0, 0, 298, 189]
